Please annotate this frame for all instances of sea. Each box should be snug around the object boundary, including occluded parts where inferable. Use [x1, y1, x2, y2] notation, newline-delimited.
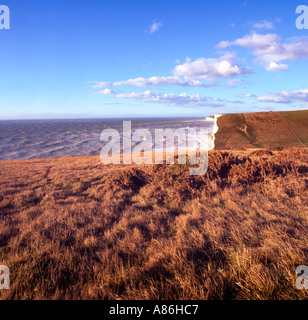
[0, 118, 214, 161]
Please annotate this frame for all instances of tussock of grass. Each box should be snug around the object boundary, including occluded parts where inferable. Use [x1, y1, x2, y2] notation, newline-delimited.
[0, 148, 308, 300]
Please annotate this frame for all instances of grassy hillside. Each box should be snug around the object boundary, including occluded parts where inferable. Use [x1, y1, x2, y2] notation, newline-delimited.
[0, 148, 307, 300]
[281, 110, 308, 146]
[215, 110, 308, 149]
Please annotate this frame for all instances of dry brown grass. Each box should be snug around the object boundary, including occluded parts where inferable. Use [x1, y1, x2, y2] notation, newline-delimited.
[0, 148, 308, 300]
[215, 110, 308, 149]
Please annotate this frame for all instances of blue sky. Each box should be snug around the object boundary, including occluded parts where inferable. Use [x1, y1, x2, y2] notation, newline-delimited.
[0, 0, 308, 119]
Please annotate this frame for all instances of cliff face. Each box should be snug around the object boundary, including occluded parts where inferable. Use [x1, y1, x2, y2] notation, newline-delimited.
[215, 110, 308, 149]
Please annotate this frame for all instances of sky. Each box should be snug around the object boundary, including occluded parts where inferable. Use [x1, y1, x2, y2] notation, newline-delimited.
[0, 0, 308, 119]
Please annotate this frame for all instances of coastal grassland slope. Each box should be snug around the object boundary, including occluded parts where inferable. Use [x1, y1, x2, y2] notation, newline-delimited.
[215, 110, 308, 149]
[0, 148, 307, 300]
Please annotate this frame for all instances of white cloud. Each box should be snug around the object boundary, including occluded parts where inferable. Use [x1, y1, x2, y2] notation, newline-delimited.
[245, 93, 257, 98]
[93, 88, 114, 95]
[217, 32, 308, 70]
[253, 40, 308, 63]
[114, 91, 224, 107]
[172, 53, 252, 80]
[217, 33, 281, 49]
[257, 89, 308, 103]
[92, 76, 216, 88]
[249, 20, 275, 30]
[265, 62, 289, 72]
[149, 22, 162, 34]
[225, 79, 244, 88]
[227, 99, 244, 104]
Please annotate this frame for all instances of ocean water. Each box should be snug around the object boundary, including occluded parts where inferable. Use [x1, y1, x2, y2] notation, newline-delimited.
[0, 118, 214, 161]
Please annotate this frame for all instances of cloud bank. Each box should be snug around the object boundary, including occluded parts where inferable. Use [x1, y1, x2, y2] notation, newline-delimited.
[217, 32, 308, 71]
[92, 76, 217, 89]
[257, 89, 308, 103]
